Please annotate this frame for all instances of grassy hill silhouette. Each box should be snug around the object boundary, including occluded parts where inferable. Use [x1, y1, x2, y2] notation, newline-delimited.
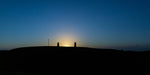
[0, 46, 149, 75]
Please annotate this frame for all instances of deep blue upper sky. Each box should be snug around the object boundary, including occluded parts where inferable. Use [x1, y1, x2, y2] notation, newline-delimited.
[0, 0, 150, 50]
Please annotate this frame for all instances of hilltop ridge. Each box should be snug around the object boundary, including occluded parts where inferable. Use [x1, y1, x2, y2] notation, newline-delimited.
[0, 46, 149, 74]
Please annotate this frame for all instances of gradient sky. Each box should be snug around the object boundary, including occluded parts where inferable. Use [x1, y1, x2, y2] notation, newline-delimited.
[0, 0, 150, 50]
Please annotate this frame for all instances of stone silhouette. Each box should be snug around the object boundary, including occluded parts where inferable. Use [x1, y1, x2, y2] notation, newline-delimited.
[74, 42, 76, 47]
[57, 42, 59, 47]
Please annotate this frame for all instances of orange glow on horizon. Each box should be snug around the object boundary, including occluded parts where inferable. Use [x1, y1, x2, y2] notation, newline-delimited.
[49, 33, 79, 47]
[63, 44, 70, 47]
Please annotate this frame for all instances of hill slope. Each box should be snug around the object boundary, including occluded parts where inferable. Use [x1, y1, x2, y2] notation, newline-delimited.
[0, 46, 150, 74]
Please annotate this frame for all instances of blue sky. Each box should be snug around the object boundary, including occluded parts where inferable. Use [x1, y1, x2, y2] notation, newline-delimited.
[0, 0, 150, 50]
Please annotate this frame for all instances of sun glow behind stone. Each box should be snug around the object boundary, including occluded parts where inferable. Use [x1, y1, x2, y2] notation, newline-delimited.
[51, 33, 80, 47]
[60, 36, 74, 47]
[63, 44, 70, 47]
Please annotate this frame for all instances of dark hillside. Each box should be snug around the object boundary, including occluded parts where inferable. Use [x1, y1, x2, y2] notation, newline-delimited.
[0, 46, 149, 74]
[0, 50, 9, 71]
[5, 46, 148, 74]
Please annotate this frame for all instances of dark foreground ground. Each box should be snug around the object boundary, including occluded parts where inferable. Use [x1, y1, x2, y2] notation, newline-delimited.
[0, 46, 150, 75]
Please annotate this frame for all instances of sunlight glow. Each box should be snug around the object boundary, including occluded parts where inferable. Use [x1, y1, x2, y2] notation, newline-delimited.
[61, 40, 73, 47]
[52, 33, 79, 47]
[63, 44, 70, 47]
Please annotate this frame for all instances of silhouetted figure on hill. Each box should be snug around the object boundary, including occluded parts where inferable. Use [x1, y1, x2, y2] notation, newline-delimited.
[57, 42, 59, 47]
[74, 42, 76, 47]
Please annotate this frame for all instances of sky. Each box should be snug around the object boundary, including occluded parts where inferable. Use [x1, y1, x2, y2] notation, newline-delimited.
[0, 0, 150, 51]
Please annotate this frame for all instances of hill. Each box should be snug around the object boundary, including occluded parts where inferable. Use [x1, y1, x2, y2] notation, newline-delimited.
[0, 46, 150, 75]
